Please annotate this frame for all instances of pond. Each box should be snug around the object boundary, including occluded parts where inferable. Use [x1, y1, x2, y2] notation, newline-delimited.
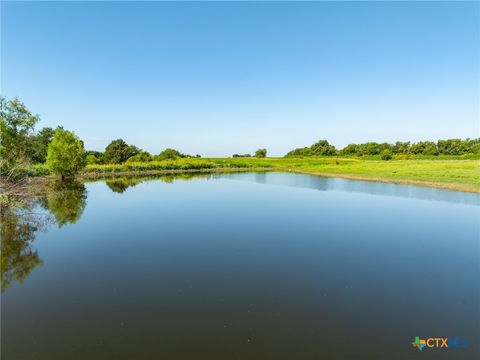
[2, 172, 479, 359]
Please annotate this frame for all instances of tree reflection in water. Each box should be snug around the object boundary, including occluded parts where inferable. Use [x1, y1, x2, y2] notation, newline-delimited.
[1, 205, 46, 291]
[1, 173, 238, 290]
[103, 172, 215, 194]
[41, 180, 87, 227]
[1, 179, 87, 291]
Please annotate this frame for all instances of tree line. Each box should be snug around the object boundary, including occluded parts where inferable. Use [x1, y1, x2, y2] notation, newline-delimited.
[0, 97, 200, 178]
[285, 138, 480, 159]
[85, 140, 201, 165]
[233, 149, 268, 158]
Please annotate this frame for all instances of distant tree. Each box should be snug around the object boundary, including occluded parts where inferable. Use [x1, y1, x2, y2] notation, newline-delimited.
[378, 143, 393, 152]
[195, 154, 201, 158]
[46, 128, 86, 179]
[255, 148, 267, 158]
[362, 142, 381, 155]
[0, 97, 40, 173]
[392, 141, 411, 154]
[437, 139, 465, 155]
[310, 140, 337, 156]
[380, 149, 393, 160]
[233, 154, 251, 158]
[285, 147, 312, 157]
[287, 138, 480, 159]
[26, 127, 55, 163]
[410, 141, 438, 155]
[103, 139, 139, 164]
[85, 150, 102, 165]
[126, 151, 152, 163]
[86, 154, 100, 165]
[154, 148, 186, 161]
[285, 140, 336, 157]
[340, 144, 360, 156]
[465, 138, 480, 154]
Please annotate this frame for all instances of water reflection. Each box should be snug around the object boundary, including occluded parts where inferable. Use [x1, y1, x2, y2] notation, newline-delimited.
[2, 172, 479, 359]
[2, 172, 478, 292]
[41, 180, 87, 227]
[97, 172, 216, 193]
[225, 172, 480, 205]
[106, 179, 136, 193]
[1, 180, 87, 291]
[0, 201, 47, 291]
[98, 172, 479, 205]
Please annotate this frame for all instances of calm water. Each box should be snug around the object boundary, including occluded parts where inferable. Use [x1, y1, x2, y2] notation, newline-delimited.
[2, 172, 479, 359]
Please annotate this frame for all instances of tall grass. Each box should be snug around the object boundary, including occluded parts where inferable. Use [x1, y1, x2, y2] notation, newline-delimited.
[83, 158, 257, 174]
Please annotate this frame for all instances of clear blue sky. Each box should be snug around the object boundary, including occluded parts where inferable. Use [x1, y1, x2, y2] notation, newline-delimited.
[1, 1, 478, 156]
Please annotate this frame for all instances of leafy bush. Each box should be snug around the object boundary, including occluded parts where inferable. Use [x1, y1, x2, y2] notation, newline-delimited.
[286, 140, 336, 157]
[255, 148, 267, 158]
[86, 154, 100, 165]
[103, 139, 139, 164]
[410, 141, 438, 155]
[154, 148, 187, 161]
[126, 151, 153, 163]
[46, 128, 86, 178]
[380, 149, 393, 160]
[26, 127, 55, 164]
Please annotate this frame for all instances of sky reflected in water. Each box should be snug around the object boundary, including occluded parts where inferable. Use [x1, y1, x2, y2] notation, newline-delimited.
[2, 172, 479, 359]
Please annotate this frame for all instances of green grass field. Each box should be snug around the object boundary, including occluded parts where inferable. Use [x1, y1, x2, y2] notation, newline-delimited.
[29, 156, 480, 192]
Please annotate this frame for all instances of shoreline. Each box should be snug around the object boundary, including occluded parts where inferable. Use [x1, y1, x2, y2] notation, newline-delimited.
[76, 167, 269, 179]
[17, 166, 479, 194]
[283, 169, 480, 194]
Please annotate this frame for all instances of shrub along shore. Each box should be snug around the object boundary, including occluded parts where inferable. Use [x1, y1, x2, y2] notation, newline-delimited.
[25, 156, 480, 193]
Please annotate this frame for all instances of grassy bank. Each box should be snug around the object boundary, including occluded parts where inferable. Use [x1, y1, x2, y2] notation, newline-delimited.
[26, 156, 480, 193]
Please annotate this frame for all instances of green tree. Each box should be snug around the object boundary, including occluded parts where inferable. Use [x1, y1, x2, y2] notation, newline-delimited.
[255, 148, 267, 158]
[285, 147, 311, 157]
[0, 97, 40, 173]
[46, 128, 86, 179]
[154, 148, 185, 161]
[392, 141, 411, 154]
[465, 138, 480, 154]
[86, 154, 100, 165]
[85, 150, 103, 165]
[340, 144, 360, 156]
[309, 140, 337, 156]
[410, 141, 438, 155]
[362, 142, 382, 155]
[126, 151, 152, 163]
[103, 139, 139, 164]
[437, 139, 465, 155]
[285, 140, 336, 157]
[26, 127, 55, 163]
[380, 149, 393, 160]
